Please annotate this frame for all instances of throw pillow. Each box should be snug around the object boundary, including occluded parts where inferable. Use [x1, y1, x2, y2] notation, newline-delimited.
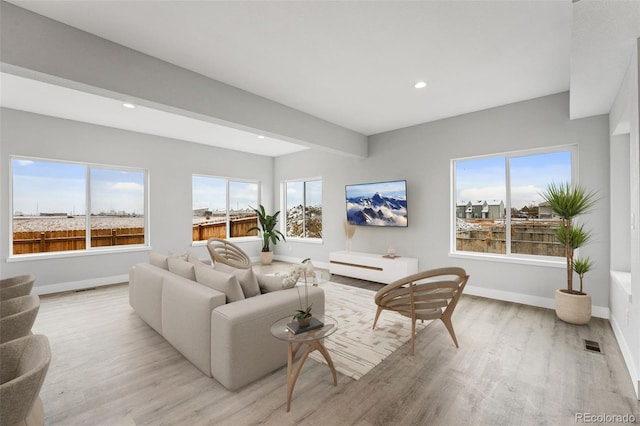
[194, 266, 245, 303]
[149, 251, 169, 270]
[256, 273, 296, 293]
[167, 257, 196, 281]
[214, 264, 261, 298]
[187, 254, 211, 268]
[235, 268, 261, 298]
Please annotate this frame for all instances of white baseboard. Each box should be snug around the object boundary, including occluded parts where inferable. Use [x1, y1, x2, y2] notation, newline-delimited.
[610, 314, 640, 400]
[464, 285, 610, 319]
[32, 274, 129, 296]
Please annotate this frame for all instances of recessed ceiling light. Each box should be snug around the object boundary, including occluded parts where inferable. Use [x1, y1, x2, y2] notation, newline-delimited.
[414, 81, 427, 89]
[257, 135, 265, 139]
[123, 103, 136, 109]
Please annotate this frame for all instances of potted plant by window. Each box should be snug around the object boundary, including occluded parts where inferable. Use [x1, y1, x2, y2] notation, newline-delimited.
[540, 182, 599, 325]
[248, 204, 286, 265]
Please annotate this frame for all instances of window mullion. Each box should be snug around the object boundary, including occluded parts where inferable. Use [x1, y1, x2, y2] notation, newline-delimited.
[302, 181, 307, 238]
[225, 179, 230, 239]
[86, 166, 91, 250]
[505, 156, 512, 255]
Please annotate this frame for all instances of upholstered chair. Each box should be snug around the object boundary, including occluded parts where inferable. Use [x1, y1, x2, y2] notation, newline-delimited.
[0, 334, 51, 426]
[373, 267, 469, 355]
[207, 238, 252, 269]
[0, 295, 40, 344]
[0, 275, 35, 301]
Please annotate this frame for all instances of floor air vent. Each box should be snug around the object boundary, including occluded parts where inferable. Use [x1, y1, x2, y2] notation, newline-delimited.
[584, 339, 602, 354]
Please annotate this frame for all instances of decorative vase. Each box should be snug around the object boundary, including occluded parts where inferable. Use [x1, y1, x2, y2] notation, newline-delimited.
[260, 251, 273, 265]
[555, 289, 592, 325]
[297, 316, 312, 327]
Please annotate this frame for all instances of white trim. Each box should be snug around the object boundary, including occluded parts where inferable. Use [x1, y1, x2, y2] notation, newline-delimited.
[32, 274, 128, 296]
[449, 251, 565, 268]
[610, 314, 640, 399]
[464, 284, 609, 319]
[451, 144, 577, 260]
[7, 245, 150, 262]
[9, 155, 149, 257]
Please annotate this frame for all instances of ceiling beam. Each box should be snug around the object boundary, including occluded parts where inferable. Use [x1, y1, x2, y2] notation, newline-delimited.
[0, 2, 367, 158]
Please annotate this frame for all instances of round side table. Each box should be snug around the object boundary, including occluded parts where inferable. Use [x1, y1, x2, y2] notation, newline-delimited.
[270, 315, 338, 412]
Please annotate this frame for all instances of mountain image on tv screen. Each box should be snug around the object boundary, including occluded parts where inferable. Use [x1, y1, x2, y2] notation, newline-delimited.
[346, 180, 407, 227]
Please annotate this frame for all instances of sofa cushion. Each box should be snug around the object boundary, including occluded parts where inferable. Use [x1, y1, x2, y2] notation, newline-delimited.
[235, 269, 261, 298]
[167, 257, 196, 281]
[187, 254, 210, 268]
[162, 278, 225, 378]
[194, 266, 245, 303]
[257, 273, 290, 293]
[149, 251, 169, 270]
[215, 264, 261, 298]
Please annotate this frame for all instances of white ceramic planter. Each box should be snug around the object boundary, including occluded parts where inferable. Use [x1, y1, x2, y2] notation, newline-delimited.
[260, 251, 273, 265]
[555, 289, 592, 325]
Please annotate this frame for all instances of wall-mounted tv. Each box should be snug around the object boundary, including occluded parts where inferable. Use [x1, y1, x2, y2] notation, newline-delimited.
[345, 180, 408, 227]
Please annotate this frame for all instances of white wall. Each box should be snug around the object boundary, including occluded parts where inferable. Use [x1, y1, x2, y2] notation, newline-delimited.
[274, 92, 610, 314]
[609, 39, 640, 399]
[0, 108, 270, 293]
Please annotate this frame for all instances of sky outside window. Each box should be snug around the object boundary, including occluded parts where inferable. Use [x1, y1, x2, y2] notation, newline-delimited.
[305, 180, 322, 207]
[12, 159, 86, 216]
[510, 151, 572, 208]
[455, 151, 571, 209]
[192, 176, 227, 212]
[228, 181, 258, 213]
[90, 168, 145, 215]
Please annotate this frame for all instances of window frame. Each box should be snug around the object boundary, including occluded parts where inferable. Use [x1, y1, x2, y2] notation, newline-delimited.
[191, 174, 261, 245]
[9, 155, 149, 261]
[283, 177, 323, 243]
[450, 145, 578, 267]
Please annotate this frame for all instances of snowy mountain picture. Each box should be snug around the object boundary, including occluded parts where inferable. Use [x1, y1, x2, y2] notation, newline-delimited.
[346, 180, 407, 227]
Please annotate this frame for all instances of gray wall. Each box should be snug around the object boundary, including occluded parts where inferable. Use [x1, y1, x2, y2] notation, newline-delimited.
[274, 92, 611, 313]
[1, 108, 271, 291]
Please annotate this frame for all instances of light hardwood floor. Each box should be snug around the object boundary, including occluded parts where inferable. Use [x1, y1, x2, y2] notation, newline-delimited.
[33, 266, 639, 425]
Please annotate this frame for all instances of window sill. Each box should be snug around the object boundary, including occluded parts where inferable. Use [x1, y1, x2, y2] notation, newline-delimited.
[191, 236, 260, 247]
[7, 245, 151, 263]
[448, 251, 565, 268]
[284, 237, 323, 245]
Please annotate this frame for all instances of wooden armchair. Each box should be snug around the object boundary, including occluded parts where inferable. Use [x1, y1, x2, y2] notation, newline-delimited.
[372, 267, 469, 355]
[206, 238, 252, 269]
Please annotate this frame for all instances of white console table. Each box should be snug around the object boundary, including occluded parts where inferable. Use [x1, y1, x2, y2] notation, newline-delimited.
[329, 251, 419, 284]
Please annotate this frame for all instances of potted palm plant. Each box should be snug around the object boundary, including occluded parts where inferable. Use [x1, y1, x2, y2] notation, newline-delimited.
[248, 204, 286, 265]
[540, 182, 598, 325]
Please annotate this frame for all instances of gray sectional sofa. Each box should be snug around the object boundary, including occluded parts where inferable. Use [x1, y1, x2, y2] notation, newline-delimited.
[128, 254, 324, 390]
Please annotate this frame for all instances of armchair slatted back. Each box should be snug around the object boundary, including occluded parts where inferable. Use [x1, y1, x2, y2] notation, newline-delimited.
[206, 238, 252, 270]
[373, 267, 469, 355]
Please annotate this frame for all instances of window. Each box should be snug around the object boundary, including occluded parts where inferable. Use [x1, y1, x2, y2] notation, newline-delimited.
[11, 157, 147, 256]
[192, 175, 259, 241]
[284, 179, 322, 239]
[453, 147, 573, 259]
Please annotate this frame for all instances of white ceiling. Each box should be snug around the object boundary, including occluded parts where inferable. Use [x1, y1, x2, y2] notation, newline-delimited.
[2, 1, 639, 156]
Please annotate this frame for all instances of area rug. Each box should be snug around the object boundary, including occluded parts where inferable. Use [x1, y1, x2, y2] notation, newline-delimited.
[307, 281, 431, 380]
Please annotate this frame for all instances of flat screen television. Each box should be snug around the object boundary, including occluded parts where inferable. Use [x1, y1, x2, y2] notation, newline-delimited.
[345, 180, 408, 227]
